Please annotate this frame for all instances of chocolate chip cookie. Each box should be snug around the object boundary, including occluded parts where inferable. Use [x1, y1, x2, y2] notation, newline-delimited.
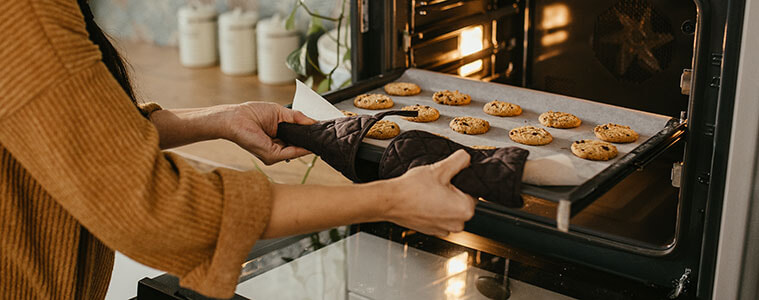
[483, 100, 522, 117]
[449, 116, 490, 135]
[433, 90, 471, 106]
[366, 120, 401, 139]
[508, 126, 553, 146]
[538, 111, 582, 128]
[401, 104, 440, 122]
[594, 123, 639, 143]
[570, 139, 618, 161]
[353, 94, 394, 109]
[384, 82, 422, 96]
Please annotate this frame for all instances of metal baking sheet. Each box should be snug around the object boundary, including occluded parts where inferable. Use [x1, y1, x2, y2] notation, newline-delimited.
[334, 69, 673, 184]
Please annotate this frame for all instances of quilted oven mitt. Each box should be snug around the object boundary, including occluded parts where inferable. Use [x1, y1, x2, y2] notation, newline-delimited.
[379, 130, 529, 207]
[276, 110, 418, 182]
[277, 111, 529, 207]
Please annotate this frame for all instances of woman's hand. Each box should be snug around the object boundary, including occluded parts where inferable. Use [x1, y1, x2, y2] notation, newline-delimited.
[382, 150, 477, 237]
[224, 101, 316, 165]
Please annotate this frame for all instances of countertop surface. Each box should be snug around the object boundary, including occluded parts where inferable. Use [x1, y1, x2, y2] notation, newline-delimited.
[120, 41, 350, 185]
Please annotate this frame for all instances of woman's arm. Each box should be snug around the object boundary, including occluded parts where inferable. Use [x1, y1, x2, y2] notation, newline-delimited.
[148, 102, 315, 164]
[148, 103, 477, 237]
[263, 150, 476, 238]
[148, 106, 233, 149]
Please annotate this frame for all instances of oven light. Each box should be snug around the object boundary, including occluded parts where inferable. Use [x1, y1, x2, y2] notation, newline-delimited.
[541, 30, 569, 46]
[459, 26, 483, 56]
[446, 252, 469, 275]
[460, 60, 484, 77]
[459, 26, 484, 76]
[542, 3, 570, 29]
[540, 3, 571, 47]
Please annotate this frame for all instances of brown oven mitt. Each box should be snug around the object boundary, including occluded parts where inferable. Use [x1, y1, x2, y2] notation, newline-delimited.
[276, 110, 418, 182]
[378, 130, 529, 207]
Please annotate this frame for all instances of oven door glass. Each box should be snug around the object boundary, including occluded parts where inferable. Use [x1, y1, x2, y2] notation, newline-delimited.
[236, 230, 575, 300]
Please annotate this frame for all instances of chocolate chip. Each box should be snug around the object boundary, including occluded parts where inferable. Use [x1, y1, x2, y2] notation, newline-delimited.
[603, 126, 608, 130]
[510, 132, 514, 135]
[532, 132, 538, 135]
[390, 125, 395, 129]
[601, 146, 610, 151]
[462, 122, 469, 126]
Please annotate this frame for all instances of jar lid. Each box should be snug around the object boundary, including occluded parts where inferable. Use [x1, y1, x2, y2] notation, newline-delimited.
[178, 5, 216, 20]
[219, 8, 258, 27]
[257, 14, 297, 37]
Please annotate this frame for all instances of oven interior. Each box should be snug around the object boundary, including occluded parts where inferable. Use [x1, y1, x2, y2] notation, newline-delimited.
[402, 0, 694, 117]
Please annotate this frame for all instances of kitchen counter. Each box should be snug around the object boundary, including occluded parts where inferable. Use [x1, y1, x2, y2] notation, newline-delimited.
[119, 41, 350, 185]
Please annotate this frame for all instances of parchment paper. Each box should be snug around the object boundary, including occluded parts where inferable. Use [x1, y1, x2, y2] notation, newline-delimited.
[332, 69, 673, 184]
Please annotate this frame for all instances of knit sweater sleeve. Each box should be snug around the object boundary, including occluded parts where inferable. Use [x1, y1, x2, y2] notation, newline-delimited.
[0, 1, 271, 298]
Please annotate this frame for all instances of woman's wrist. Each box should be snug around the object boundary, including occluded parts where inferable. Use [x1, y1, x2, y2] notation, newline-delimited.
[207, 104, 239, 141]
[367, 178, 402, 224]
[149, 105, 236, 149]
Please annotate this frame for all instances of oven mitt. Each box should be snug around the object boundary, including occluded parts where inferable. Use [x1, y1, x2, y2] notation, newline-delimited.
[276, 110, 418, 182]
[378, 130, 529, 207]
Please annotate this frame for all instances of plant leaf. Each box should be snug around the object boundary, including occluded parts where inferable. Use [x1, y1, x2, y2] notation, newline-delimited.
[285, 3, 298, 30]
[342, 48, 351, 62]
[317, 78, 332, 93]
[285, 42, 309, 77]
[307, 15, 325, 36]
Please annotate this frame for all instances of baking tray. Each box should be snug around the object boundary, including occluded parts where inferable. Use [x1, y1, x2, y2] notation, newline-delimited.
[323, 69, 685, 231]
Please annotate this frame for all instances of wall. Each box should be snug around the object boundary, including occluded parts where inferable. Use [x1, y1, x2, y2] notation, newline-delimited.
[91, 0, 344, 46]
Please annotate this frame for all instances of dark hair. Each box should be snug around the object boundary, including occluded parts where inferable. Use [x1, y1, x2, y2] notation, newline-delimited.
[77, 0, 137, 103]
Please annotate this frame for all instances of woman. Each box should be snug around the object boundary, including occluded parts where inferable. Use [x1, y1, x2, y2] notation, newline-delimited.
[0, 0, 476, 299]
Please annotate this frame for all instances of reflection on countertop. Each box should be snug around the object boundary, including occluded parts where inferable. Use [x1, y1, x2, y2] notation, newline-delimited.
[236, 232, 574, 300]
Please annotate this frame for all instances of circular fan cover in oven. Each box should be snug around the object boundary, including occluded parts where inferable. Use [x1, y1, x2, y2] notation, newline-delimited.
[593, 0, 674, 83]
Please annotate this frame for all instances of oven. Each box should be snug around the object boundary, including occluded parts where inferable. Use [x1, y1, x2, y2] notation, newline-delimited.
[336, 0, 745, 298]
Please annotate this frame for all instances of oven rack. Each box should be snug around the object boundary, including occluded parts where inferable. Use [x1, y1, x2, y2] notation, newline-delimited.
[322, 69, 686, 232]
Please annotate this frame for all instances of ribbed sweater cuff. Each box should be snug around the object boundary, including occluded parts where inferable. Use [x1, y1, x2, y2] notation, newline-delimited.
[179, 169, 273, 298]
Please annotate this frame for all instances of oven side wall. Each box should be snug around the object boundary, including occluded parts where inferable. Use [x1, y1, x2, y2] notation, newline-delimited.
[712, 0, 759, 297]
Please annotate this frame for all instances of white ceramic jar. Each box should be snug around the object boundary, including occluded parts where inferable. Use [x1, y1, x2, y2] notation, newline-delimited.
[219, 8, 258, 75]
[177, 5, 217, 68]
[256, 14, 300, 84]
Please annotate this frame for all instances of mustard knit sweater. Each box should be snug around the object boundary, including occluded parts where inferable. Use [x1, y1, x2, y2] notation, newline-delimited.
[0, 1, 273, 299]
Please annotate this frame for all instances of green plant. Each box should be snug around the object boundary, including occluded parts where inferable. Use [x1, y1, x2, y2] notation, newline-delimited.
[285, 0, 350, 93]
